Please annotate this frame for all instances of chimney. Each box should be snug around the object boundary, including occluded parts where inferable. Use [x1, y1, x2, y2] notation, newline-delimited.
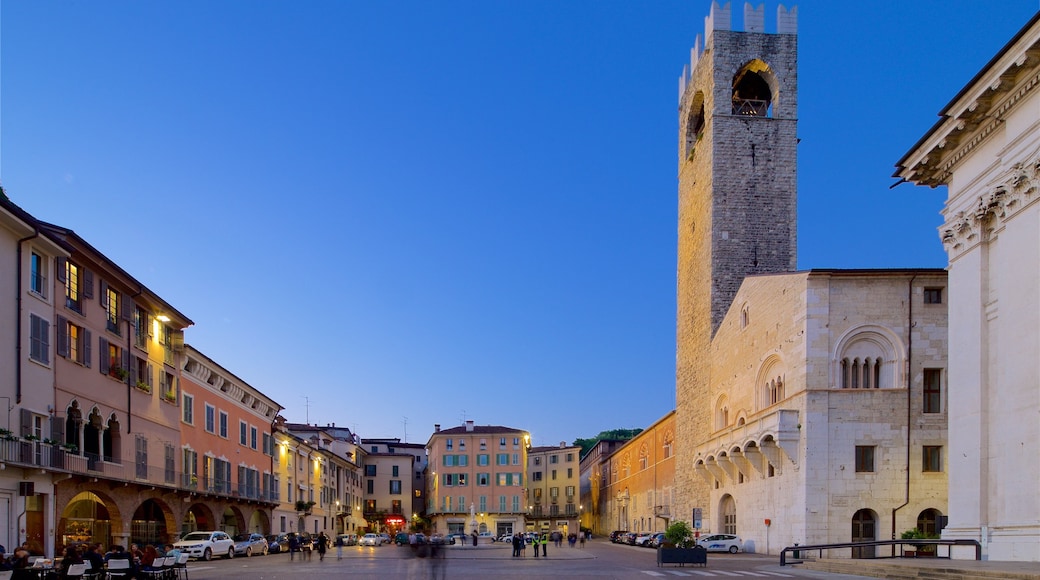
[434, 424, 440, 433]
[559, 441, 566, 448]
[465, 420, 474, 432]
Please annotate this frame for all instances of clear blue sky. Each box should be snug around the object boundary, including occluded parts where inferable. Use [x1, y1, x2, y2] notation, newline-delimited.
[2, 1, 1036, 447]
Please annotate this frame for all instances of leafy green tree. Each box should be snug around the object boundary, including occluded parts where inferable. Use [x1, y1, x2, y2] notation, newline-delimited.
[664, 521, 695, 548]
[573, 428, 643, 457]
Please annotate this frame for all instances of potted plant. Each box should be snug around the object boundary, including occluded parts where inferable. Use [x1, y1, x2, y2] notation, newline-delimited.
[135, 380, 150, 392]
[657, 521, 707, 567]
[111, 367, 129, 380]
[295, 500, 316, 514]
[901, 528, 939, 557]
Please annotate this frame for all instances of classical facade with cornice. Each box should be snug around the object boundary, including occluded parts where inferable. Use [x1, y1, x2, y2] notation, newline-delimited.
[897, 10, 1040, 563]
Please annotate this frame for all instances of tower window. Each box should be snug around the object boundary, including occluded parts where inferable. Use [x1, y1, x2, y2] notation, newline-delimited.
[732, 62, 773, 117]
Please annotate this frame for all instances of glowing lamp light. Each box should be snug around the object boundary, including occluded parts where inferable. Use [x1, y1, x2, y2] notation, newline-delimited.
[156, 314, 171, 322]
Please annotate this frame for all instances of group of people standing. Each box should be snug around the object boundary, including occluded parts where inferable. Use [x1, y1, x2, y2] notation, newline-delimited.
[510, 533, 548, 558]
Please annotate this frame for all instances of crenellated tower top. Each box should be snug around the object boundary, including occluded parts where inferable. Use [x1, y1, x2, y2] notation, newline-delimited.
[679, 2, 798, 102]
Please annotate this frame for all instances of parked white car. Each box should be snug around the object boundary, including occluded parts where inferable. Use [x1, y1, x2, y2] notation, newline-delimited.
[174, 530, 235, 561]
[697, 533, 743, 553]
[359, 533, 381, 547]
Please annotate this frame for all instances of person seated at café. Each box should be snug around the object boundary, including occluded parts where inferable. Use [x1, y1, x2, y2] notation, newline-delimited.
[140, 545, 160, 571]
[45, 545, 83, 580]
[83, 544, 104, 574]
[163, 544, 181, 561]
[104, 545, 131, 564]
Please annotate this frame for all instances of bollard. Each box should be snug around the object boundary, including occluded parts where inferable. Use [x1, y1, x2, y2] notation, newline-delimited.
[792, 543, 799, 559]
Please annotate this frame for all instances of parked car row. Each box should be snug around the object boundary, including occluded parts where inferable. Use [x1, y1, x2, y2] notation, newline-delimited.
[608, 530, 743, 553]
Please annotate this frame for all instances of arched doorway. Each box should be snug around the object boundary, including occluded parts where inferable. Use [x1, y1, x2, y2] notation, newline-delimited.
[720, 495, 736, 535]
[131, 499, 169, 547]
[851, 509, 877, 558]
[60, 492, 113, 549]
[182, 504, 215, 537]
[222, 507, 242, 536]
[917, 508, 942, 536]
[247, 509, 270, 535]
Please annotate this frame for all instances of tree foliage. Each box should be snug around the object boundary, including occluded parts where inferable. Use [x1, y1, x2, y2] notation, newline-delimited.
[573, 428, 643, 457]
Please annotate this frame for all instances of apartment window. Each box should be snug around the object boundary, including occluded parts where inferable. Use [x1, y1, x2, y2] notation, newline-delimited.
[250, 426, 258, 450]
[496, 454, 508, 465]
[56, 316, 90, 366]
[390, 480, 402, 494]
[164, 444, 175, 484]
[566, 485, 575, 497]
[135, 435, 148, 479]
[459, 439, 466, 450]
[365, 499, 376, 512]
[99, 337, 126, 379]
[219, 411, 228, 438]
[566, 453, 573, 462]
[550, 455, 558, 464]
[923, 368, 942, 414]
[498, 496, 506, 512]
[480, 439, 487, 450]
[499, 438, 506, 447]
[551, 469, 557, 480]
[550, 487, 558, 498]
[512, 453, 519, 465]
[61, 259, 83, 313]
[392, 465, 399, 477]
[131, 355, 151, 392]
[533, 457, 541, 466]
[924, 287, 943, 304]
[159, 325, 175, 366]
[240, 421, 248, 445]
[182, 394, 194, 425]
[443, 456, 455, 467]
[204, 404, 215, 433]
[513, 437, 520, 447]
[855, 446, 875, 472]
[923, 446, 943, 472]
[263, 433, 273, 456]
[532, 471, 543, 482]
[446, 439, 453, 451]
[29, 314, 49, 364]
[30, 252, 46, 297]
[160, 371, 177, 403]
[133, 306, 149, 350]
[367, 481, 374, 495]
[479, 495, 487, 512]
[391, 500, 402, 514]
[365, 465, 377, 476]
[104, 284, 120, 334]
[477, 454, 489, 466]
[567, 468, 573, 478]
[477, 473, 489, 486]
[183, 449, 198, 487]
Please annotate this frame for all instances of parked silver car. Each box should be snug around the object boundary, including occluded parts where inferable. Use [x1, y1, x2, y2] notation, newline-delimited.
[233, 533, 268, 557]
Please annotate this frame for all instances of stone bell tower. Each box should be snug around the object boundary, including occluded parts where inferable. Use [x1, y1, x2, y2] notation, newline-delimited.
[673, 1, 798, 532]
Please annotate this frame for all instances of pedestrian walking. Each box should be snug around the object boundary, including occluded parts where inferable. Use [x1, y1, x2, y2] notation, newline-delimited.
[335, 534, 343, 560]
[316, 532, 328, 561]
[288, 534, 300, 561]
[579, 532, 585, 548]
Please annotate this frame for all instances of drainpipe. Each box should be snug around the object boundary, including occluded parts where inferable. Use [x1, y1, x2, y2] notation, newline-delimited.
[15, 228, 41, 404]
[891, 275, 916, 552]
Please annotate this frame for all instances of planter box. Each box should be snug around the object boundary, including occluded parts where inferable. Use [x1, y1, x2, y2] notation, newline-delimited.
[657, 546, 707, 567]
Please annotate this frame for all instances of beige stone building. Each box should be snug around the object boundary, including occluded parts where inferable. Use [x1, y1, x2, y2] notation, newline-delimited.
[362, 438, 427, 523]
[526, 442, 582, 537]
[691, 270, 948, 553]
[896, 11, 1040, 562]
[425, 421, 529, 537]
